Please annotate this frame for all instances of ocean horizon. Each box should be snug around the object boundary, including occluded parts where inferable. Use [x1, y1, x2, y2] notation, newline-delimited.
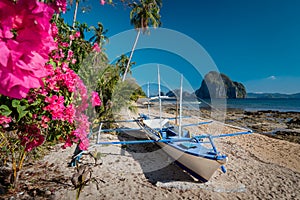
[199, 98, 300, 112]
[152, 98, 300, 112]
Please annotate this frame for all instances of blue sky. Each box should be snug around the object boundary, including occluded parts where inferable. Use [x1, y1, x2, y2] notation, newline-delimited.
[63, 0, 300, 94]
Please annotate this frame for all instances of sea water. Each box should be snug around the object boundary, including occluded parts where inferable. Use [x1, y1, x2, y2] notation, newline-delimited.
[158, 98, 300, 112]
[199, 98, 300, 112]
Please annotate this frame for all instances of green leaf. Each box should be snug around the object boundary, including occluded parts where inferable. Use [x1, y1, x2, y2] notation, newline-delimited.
[49, 59, 57, 68]
[17, 105, 28, 121]
[18, 111, 29, 121]
[30, 99, 41, 106]
[55, 134, 61, 140]
[12, 99, 20, 108]
[0, 105, 12, 116]
[20, 99, 28, 105]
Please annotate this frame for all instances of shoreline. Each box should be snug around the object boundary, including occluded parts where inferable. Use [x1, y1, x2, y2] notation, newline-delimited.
[223, 109, 300, 144]
[1, 105, 300, 199]
[144, 97, 300, 113]
[159, 103, 300, 144]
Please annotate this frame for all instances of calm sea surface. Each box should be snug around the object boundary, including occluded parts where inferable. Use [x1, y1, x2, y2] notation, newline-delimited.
[199, 98, 300, 112]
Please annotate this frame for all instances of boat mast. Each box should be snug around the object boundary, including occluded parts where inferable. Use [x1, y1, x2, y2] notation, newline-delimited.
[158, 65, 162, 131]
[147, 81, 150, 117]
[179, 74, 183, 137]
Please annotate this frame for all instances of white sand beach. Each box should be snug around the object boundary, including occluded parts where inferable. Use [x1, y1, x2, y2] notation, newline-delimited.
[3, 106, 300, 200]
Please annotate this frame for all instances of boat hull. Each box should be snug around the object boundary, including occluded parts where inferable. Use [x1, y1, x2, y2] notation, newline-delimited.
[137, 119, 227, 181]
[157, 142, 225, 181]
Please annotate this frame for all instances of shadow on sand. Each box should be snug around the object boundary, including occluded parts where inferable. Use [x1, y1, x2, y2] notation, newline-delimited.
[116, 130, 199, 184]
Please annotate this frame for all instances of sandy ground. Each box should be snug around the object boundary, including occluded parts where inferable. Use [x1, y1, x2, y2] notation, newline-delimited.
[2, 106, 300, 200]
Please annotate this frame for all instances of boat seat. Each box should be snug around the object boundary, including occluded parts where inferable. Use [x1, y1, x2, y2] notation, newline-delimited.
[143, 119, 169, 129]
[166, 129, 177, 137]
[179, 142, 197, 149]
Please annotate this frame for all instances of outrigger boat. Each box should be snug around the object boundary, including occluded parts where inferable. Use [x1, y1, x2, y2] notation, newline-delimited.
[70, 68, 252, 182]
[94, 113, 252, 182]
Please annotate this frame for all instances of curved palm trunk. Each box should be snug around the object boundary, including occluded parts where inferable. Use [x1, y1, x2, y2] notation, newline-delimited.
[122, 29, 141, 82]
[72, 0, 79, 28]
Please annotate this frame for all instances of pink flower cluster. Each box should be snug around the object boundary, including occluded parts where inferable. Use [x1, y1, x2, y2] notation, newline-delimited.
[43, 26, 94, 150]
[92, 91, 102, 107]
[0, 0, 103, 152]
[69, 31, 80, 40]
[75, 114, 90, 150]
[64, 114, 90, 150]
[92, 43, 101, 52]
[74, 78, 89, 112]
[44, 95, 64, 120]
[100, 0, 106, 5]
[19, 125, 45, 152]
[0, 0, 57, 99]
[41, 115, 50, 129]
[72, 78, 90, 150]
[44, 95, 76, 124]
[50, 0, 67, 13]
[42, 61, 91, 150]
[45, 63, 78, 93]
[0, 115, 12, 126]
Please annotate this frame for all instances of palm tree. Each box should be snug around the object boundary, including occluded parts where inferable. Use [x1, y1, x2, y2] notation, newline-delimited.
[70, 0, 80, 28]
[122, 0, 162, 82]
[70, 0, 89, 28]
[89, 22, 109, 47]
[116, 54, 136, 77]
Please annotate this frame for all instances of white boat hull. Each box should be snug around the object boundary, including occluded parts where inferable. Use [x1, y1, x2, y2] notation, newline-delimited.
[157, 142, 226, 181]
[137, 119, 227, 181]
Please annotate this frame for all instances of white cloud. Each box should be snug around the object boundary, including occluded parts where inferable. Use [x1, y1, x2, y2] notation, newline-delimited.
[244, 76, 300, 94]
[267, 75, 276, 80]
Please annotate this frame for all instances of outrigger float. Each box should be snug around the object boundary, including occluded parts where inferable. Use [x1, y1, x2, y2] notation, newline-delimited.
[70, 68, 252, 182]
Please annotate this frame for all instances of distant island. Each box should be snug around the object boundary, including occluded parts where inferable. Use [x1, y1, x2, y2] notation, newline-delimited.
[246, 92, 300, 99]
[140, 71, 299, 100]
[195, 71, 246, 99]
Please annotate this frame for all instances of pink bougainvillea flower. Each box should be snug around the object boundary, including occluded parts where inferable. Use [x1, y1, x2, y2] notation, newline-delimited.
[71, 58, 77, 64]
[61, 42, 69, 48]
[79, 137, 89, 150]
[19, 125, 45, 152]
[74, 31, 80, 38]
[0, 0, 57, 99]
[41, 115, 50, 128]
[61, 62, 69, 72]
[61, 116, 90, 150]
[44, 95, 65, 120]
[100, 0, 106, 5]
[73, 113, 90, 150]
[0, 115, 12, 125]
[92, 91, 102, 107]
[64, 104, 76, 123]
[67, 50, 73, 60]
[62, 135, 73, 149]
[69, 34, 75, 40]
[51, 23, 59, 37]
[92, 43, 101, 52]
[74, 78, 88, 112]
[49, 0, 67, 13]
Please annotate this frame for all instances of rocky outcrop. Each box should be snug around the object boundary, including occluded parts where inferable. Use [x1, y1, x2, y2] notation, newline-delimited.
[195, 71, 246, 99]
[287, 118, 300, 129]
[233, 81, 247, 98]
[166, 89, 197, 100]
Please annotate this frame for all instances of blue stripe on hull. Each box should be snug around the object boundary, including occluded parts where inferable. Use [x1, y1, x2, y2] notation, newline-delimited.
[165, 142, 227, 161]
